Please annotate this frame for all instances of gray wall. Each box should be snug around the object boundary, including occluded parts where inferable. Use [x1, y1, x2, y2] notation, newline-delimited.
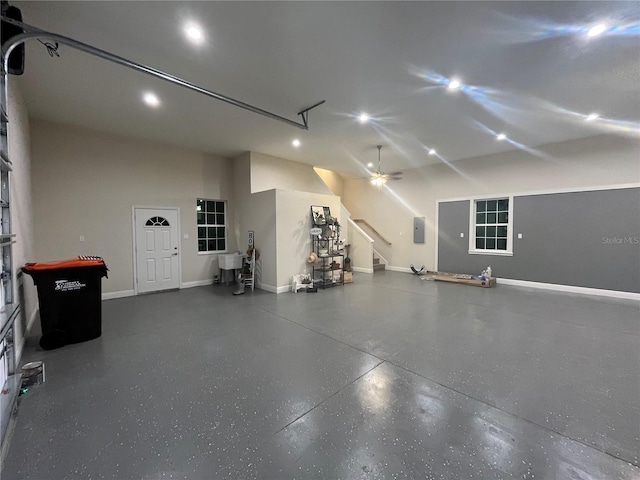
[438, 188, 640, 293]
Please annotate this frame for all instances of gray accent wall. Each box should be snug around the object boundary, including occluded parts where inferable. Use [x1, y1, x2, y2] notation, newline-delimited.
[438, 188, 640, 293]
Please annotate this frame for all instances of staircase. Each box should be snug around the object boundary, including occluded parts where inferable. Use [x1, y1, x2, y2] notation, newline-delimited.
[373, 255, 385, 272]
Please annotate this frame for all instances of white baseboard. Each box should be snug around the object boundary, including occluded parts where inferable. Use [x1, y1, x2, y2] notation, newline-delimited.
[256, 282, 278, 293]
[102, 290, 134, 300]
[353, 267, 374, 274]
[386, 266, 413, 274]
[498, 278, 640, 301]
[181, 279, 213, 289]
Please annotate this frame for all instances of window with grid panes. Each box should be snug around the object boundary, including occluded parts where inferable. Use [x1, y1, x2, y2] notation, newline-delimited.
[197, 199, 227, 253]
[473, 198, 510, 252]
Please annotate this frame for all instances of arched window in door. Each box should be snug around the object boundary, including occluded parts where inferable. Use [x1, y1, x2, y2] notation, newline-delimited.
[145, 216, 170, 227]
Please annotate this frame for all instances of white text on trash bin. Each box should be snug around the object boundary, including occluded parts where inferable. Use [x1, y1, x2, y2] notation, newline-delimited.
[54, 280, 87, 292]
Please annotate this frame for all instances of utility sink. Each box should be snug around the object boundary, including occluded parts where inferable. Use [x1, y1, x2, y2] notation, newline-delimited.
[218, 252, 244, 270]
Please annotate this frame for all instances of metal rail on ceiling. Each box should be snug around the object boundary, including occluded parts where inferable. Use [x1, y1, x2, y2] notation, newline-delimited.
[1, 17, 325, 130]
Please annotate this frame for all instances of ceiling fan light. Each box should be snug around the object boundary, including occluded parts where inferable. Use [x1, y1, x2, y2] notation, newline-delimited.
[587, 23, 607, 38]
[371, 176, 386, 187]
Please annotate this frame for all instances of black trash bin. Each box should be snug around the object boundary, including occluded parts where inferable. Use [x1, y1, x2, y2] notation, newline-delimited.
[22, 257, 108, 350]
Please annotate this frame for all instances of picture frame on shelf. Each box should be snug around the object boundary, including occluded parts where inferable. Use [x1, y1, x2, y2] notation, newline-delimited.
[311, 205, 326, 225]
[323, 206, 332, 224]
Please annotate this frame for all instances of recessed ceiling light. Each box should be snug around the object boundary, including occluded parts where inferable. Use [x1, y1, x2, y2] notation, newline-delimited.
[143, 92, 160, 107]
[184, 23, 204, 43]
[585, 112, 599, 122]
[367, 162, 373, 168]
[448, 78, 461, 90]
[292, 139, 301, 147]
[358, 113, 370, 124]
[496, 133, 506, 141]
[587, 23, 607, 38]
[428, 149, 436, 155]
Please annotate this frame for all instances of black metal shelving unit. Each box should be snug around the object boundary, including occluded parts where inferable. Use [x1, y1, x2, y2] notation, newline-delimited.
[310, 206, 344, 289]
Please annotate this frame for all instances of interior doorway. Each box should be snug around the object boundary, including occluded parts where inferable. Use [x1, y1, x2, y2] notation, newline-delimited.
[133, 207, 180, 294]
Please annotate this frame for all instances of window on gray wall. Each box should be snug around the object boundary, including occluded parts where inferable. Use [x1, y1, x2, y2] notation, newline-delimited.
[197, 199, 227, 253]
[469, 197, 513, 256]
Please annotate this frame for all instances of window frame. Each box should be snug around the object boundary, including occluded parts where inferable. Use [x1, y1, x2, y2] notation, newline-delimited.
[468, 196, 514, 256]
[196, 199, 228, 254]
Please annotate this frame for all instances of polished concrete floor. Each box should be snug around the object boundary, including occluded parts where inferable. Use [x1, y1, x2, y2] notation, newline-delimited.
[2, 271, 639, 479]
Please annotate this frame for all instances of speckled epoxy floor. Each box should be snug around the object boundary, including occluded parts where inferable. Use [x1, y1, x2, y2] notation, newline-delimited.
[2, 271, 639, 479]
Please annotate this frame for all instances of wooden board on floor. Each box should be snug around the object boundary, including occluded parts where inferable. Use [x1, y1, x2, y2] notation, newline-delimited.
[426, 271, 496, 288]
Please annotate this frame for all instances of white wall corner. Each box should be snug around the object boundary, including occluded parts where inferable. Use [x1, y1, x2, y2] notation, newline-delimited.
[256, 282, 278, 293]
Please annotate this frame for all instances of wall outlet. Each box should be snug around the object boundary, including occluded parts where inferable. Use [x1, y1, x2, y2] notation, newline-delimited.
[518, 233, 523, 239]
[183, 234, 189, 239]
[79, 235, 85, 242]
[460, 232, 464, 238]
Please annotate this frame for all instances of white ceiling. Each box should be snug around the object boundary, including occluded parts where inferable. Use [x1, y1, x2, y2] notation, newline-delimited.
[10, 1, 640, 177]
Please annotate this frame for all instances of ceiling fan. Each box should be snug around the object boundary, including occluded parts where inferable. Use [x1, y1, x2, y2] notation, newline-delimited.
[370, 145, 403, 186]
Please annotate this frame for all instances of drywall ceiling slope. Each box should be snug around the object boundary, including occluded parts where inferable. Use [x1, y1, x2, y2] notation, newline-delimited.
[12, 1, 640, 177]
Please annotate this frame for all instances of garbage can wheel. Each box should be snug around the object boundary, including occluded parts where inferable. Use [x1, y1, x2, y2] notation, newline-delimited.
[39, 329, 69, 351]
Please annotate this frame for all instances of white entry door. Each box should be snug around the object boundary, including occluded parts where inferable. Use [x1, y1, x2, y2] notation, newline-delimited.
[134, 208, 180, 294]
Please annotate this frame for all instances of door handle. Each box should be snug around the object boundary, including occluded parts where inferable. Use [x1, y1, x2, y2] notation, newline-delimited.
[172, 252, 178, 256]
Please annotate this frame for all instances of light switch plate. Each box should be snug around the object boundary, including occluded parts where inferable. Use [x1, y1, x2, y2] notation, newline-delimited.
[183, 234, 189, 239]
[79, 235, 85, 242]
[518, 233, 523, 239]
[460, 233, 464, 238]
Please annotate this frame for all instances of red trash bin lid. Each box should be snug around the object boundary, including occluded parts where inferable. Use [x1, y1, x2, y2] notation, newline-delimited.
[22, 256, 108, 272]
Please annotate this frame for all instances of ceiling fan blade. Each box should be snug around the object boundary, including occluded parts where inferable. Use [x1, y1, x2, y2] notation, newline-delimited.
[390, 176, 403, 180]
[387, 171, 403, 176]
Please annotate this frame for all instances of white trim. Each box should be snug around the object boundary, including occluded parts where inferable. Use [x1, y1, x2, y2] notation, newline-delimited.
[276, 285, 291, 294]
[468, 250, 514, 257]
[386, 266, 412, 274]
[436, 183, 639, 204]
[181, 280, 213, 288]
[497, 278, 640, 301]
[102, 290, 134, 300]
[132, 206, 182, 296]
[468, 196, 513, 255]
[257, 282, 279, 293]
[348, 218, 375, 243]
[353, 267, 374, 274]
[196, 198, 229, 254]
